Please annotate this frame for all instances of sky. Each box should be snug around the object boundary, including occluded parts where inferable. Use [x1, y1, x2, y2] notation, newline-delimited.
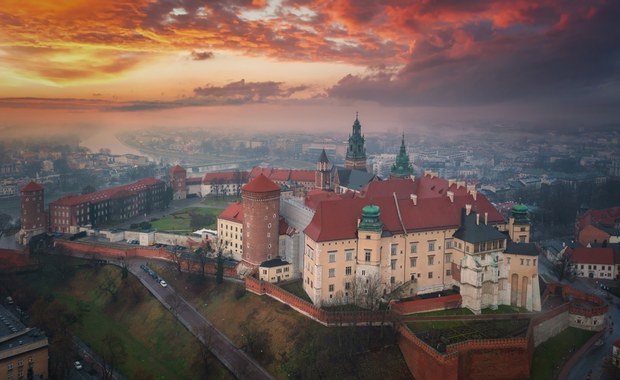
[1, 0, 619, 138]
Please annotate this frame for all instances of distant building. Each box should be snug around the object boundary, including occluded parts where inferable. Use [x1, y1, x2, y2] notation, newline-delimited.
[569, 246, 620, 280]
[48, 178, 165, 233]
[0, 304, 49, 380]
[576, 207, 620, 246]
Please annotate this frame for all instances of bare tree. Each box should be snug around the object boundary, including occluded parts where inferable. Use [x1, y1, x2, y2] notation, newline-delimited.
[350, 272, 383, 311]
[0, 213, 15, 238]
[99, 268, 119, 301]
[553, 251, 578, 282]
[166, 248, 183, 274]
[100, 332, 126, 380]
[165, 292, 184, 316]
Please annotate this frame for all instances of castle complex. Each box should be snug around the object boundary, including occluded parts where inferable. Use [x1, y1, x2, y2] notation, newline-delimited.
[218, 115, 542, 313]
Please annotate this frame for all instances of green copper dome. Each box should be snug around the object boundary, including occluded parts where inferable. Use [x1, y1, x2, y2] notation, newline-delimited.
[390, 133, 414, 178]
[359, 204, 383, 231]
[511, 204, 529, 224]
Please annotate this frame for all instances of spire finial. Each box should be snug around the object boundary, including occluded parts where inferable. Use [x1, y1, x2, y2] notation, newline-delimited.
[355, 111, 358, 120]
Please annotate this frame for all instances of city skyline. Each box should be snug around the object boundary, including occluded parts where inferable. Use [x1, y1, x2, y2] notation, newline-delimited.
[1, 0, 619, 136]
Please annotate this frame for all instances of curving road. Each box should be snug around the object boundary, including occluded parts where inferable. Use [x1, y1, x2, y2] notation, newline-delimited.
[124, 258, 273, 380]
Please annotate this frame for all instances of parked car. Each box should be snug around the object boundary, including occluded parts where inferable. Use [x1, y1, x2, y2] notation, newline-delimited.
[74, 361, 83, 370]
[159, 280, 168, 288]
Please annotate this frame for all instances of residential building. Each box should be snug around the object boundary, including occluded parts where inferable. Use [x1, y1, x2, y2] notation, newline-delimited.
[0, 305, 48, 380]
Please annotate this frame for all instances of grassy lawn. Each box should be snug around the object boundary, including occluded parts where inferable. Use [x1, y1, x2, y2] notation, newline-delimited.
[482, 305, 528, 314]
[279, 280, 312, 303]
[20, 259, 232, 379]
[201, 196, 240, 207]
[150, 207, 220, 233]
[157, 267, 413, 379]
[530, 327, 596, 380]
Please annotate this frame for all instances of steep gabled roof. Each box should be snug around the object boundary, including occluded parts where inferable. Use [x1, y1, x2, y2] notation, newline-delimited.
[318, 148, 329, 163]
[453, 210, 507, 244]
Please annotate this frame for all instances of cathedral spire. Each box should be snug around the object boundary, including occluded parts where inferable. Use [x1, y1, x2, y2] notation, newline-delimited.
[390, 133, 414, 178]
[345, 113, 367, 171]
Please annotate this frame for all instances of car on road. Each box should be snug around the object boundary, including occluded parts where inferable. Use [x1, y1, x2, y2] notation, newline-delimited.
[160, 280, 168, 287]
[74, 361, 83, 370]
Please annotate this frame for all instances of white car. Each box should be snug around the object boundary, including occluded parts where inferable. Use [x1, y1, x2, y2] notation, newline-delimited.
[74, 361, 83, 370]
[159, 280, 168, 287]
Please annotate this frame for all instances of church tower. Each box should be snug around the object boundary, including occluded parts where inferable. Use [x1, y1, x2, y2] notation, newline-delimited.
[315, 148, 331, 190]
[345, 113, 367, 172]
[390, 133, 414, 178]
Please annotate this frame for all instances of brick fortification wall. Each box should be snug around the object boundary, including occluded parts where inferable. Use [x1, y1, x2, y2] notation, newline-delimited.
[245, 276, 389, 326]
[56, 240, 237, 277]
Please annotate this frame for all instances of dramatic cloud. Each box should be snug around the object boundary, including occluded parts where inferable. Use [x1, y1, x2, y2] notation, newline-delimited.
[1, 0, 618, 113]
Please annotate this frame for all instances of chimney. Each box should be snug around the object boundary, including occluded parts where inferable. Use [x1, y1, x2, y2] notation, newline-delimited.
[465, 204, 472, 215]
[410, 175, 415, 182]
[357, 219, 360, 227]
[447, 191, 454, 203]
[484, 212, 488, 225]
[410, 194, 418, 205]
[476, 213, 480, 225]
[448, 179, 455, 187]
[471, 189, 477, 200]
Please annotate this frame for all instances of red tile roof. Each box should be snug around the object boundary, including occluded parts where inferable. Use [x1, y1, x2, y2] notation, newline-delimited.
[578, 207, 620, 229]
[304, 175, 504, 242]
[171, 165, 186, 174]
[290, 170, 315, 183]
[21, 181, 43, 192]
[304, 189, 344, 210]
[219, 202, 243, 223]
[51, 177, 163, 207]
[248, 167, 315, 184]
[569, 247, 616, 265]
[186, 177, 203, 185]
[242, 173, 280, 193]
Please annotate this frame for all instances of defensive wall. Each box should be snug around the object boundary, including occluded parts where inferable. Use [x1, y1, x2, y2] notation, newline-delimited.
[52, 240, 609, 380]
[55, 240, 237, 277]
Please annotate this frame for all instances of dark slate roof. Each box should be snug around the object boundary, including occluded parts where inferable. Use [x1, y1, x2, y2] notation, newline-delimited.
[506, 241, 539, 256]
[452, 210, 506, 244]
[334, 166, 375, 191]
[260, 258, 290, 268]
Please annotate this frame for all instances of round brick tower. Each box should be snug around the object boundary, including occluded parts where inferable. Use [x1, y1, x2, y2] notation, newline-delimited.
[18, 181, 46, 244]
[242, 173, 281, 267]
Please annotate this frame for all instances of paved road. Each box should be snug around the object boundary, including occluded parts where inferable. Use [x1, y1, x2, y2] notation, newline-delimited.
[124, 258, 273, 380]
[540, 254, 615, 380]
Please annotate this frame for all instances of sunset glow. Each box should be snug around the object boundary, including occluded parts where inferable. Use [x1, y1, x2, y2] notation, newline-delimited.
[1, 0, 618, 133]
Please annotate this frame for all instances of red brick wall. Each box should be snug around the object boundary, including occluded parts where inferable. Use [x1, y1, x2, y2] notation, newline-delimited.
[545, 283, 608, 317]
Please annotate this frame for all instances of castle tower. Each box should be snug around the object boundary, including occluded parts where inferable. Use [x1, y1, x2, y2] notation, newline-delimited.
[241, 173, 281, 267]
[508, 204, 530, 243]
[18, 181, 46, 244]
[170, 165, 187, 200]
[345, 113, 367, 172]
[315, 148, 331, 190]
[390, 133, 414, 178]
